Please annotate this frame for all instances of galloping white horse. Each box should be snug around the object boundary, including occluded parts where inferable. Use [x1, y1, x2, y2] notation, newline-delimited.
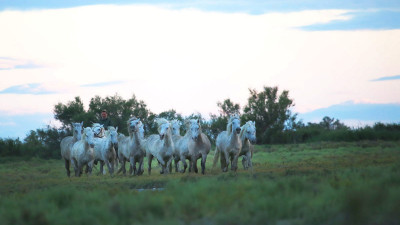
[213, 115, 242, 172]
[187, 119, 211, 174]
[171, 119, 185, 172]
[60, 122, 83, 177]
[93, 126, 118, 176]
[118, 117, 145, 176]
[145, 118, 174, 175]
[92, 123, 105, 138]
[239, 121, 256, 170]
[71, 127, 96, 177]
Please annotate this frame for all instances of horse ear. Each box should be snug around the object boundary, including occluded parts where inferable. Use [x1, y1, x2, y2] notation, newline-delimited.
[80, 121, 83, 126]
[197, 119, 200, 124]
[116, 127, 118, 132]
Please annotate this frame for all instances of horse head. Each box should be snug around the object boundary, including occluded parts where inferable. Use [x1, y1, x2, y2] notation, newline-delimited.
[189, 119, 201, 141]
[72, 121, 83, 140]
[241, 121, 256, 144]
[171, 119, 181, 136]
[92, 123, 104, 137]
[230, 115, 241, 134]
[128, 117, 141, 134]
[83, 127, 95, 148]
[108, 126, 119, 150]
[155, 118, 170, 140]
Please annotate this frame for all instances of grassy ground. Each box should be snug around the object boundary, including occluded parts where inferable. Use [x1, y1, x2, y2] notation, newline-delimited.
[1, 141, 400, 225]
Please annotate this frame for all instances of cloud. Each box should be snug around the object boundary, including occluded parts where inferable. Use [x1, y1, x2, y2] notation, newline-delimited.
[298, 101, 400, 125]
[370, 75, 400, 82]
[81, 80, 125, 87]
[1, 0, 400, 14]
[0, 57, 42, 70]
[301, 10, 400, 30]
[0, 83, 57, 95]
[0, 112, 54, 139]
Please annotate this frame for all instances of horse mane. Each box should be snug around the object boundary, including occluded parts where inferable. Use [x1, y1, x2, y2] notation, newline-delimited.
[239, 121, 253, 139]
[227, 114, 240, 136]
[82, 127, 92, 140]
[155, 118, 170, 133]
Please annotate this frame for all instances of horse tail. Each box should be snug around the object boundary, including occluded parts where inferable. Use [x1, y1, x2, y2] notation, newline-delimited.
[212, 145, 220, 170]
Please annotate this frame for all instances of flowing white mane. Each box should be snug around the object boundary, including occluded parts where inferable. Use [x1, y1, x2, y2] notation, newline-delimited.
[239, 121, 255, 139]
[155, 118, 170, 133]
[227, 114, 240, 136]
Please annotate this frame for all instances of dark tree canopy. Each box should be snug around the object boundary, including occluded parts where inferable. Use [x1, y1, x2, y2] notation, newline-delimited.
[54, 94, 153, 135]
[242, 86, 296, 143]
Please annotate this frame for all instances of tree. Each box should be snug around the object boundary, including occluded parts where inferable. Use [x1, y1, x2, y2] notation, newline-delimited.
[217, 99, 241, 117]
[54, 96, 95, 129]
[54, 94, 154, 136]
[87, 94, 153, 135]
[242, 86, 296, 144]
[319, 116, 348, 130]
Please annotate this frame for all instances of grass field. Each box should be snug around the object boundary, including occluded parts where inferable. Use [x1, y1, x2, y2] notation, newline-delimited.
[1, 141, 400, 225]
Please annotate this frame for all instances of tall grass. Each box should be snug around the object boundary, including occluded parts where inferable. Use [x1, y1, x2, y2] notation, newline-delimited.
[1, 142, 400, 225]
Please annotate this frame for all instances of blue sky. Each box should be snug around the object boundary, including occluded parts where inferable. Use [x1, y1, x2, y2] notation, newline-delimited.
[0, 0, 399, 139]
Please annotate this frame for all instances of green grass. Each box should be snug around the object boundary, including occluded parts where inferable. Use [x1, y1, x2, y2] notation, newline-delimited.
[1, 141, 400, 225]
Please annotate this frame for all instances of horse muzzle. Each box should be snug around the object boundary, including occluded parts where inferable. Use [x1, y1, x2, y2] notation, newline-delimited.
[159, 134, 165, 140]
[236, 128, 241, 134]
[90, 143, 95, 148]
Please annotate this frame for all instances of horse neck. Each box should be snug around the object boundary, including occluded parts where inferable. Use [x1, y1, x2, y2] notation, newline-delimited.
[229, 130, 240, 144]
[72, 131, 79, 142]
[132, 131, 141, 146]
[194, 129, 204, 144]
[163, 130, 173, 147]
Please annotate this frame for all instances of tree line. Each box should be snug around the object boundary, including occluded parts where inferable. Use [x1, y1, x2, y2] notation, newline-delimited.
[1, 86, 400, 159]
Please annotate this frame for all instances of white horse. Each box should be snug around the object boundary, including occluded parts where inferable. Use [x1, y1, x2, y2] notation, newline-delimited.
[60, 122, 83, 177]
[213, 115, 242, 172]
[71, 127, 96, 177]
[171, 119, 186, 172]
[93, 126, 118, 176]
[92, 123, 105, 138]
[145, 118, 174, 175]
[239, 121, 256, 170]
[118, 117, 145, 176]
[187, 119, 211, 174]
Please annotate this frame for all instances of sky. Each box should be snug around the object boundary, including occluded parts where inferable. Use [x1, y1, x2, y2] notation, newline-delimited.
[0, 0, 399, 139]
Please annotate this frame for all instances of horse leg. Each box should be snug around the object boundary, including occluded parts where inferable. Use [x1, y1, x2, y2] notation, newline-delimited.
[192, 156, 198, 173]
[138, 156, 144, 175]
[232, 154, 239, 172]
[107, 159, 113, 177]
[221, 151, 229, 172]
[99, 161, 104, 175]
[180, 155, 187, 173]
[128, 157, 134, 175]
[247, 152, 253, 170]
[88, 161, 94, 175]
[242, 156, 247, 170]
[73, 159, 79, 177]
[166, 157, 173, 174]
[65, 159, 70, 177]
[188, 158, 192, 173]
[201, 154, 207, 175]
[85, 164, 89, 174]
[132, 157, 137, 176]
[148, 154, 153, 175]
